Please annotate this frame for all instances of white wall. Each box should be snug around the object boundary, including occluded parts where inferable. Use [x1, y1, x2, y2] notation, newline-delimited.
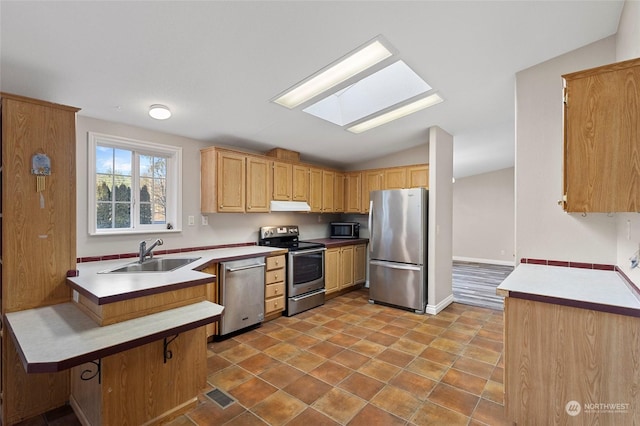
[515, 36, 618, 265]
[427, 126, 454, 314]
[616, 0, 640, 61]
[615, 0, 640, 285]
[452, 167, 514, 265]
[347, 143, 428, 171]
[76, 116, 335, 257]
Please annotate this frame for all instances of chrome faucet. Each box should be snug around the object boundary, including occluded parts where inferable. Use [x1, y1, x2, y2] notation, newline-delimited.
[139, 238, 163, 263]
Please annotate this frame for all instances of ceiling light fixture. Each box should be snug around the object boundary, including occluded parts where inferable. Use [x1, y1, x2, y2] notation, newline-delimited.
[347, 93, 444, 134]
[149, 104, 171, 120]
[272, 37, 394, 109]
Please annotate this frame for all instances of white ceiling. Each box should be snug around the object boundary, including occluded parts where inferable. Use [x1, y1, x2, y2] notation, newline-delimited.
[0, 1, 624, 178]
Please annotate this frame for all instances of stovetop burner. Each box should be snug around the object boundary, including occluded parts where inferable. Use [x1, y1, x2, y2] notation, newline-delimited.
[258, 225, 324, 252]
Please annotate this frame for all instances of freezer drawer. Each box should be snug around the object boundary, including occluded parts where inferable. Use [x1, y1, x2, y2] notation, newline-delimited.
[369, 260, 426, 313]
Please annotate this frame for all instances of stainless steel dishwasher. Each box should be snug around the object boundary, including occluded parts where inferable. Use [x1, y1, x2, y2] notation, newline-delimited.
[219, 257, 266, 335]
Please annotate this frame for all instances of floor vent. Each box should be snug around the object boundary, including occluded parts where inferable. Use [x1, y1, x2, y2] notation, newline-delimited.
[206, 388, 235, 409]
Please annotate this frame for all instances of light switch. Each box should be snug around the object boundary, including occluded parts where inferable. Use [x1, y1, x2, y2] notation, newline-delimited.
[188, 215, 195, 226]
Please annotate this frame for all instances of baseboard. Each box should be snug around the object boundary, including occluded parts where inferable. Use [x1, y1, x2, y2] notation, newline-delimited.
[426, 294, 454, 315]
[453, 256, 515, 267]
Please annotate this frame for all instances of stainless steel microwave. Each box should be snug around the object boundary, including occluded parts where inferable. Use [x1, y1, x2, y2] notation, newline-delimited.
[330, 222, 360, 239]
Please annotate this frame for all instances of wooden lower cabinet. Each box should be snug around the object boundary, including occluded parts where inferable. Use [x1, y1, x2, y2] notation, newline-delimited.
[2, 338, 69, 425]
[325, 244, 366, 295]
[325, 248, 340, 294]
[70, 327, 206, 426]
[265, 255, 285, 315]
[354, 244, 367, 284]
[202, 264, 218, 338]
[504, 297, 640, 425]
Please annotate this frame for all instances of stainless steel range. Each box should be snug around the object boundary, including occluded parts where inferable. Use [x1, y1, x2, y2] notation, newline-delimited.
[258, 226, 326, 316]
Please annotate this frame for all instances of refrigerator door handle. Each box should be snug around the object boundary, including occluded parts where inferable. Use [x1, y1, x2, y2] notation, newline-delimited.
[370, 260, 422, 271]
[368, 200, 373, 253]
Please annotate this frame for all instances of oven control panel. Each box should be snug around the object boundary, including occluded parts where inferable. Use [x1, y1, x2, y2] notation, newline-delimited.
[259, 225, 299, 240]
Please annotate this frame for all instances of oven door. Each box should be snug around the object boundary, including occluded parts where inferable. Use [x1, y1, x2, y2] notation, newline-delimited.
[288, 248, 325, 297]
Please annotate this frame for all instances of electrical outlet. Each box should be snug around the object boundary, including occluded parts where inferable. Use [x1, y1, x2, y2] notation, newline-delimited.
[201, 215, 208, 226]
[188, 215, 195, 226]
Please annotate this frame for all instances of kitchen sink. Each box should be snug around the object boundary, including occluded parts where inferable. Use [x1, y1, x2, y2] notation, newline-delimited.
[99, 257, 201, 273]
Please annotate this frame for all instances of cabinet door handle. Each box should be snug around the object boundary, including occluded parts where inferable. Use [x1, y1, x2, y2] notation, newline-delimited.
[274, 301, 278, 307]
[274, 274, 278, 279]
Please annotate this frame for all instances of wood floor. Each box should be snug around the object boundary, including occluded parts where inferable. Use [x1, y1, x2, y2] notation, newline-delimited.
[452, 261, 514, 311]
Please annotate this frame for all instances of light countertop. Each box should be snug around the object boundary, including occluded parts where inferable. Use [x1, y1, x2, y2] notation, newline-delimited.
[68, 245, 287, 305]
[4, 301, 223, 373]
[497, 264, 640, 317]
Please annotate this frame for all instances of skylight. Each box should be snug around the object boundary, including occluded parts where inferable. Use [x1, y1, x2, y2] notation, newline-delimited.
[271, 35, 443, 133]
[302, 60, 431, 126]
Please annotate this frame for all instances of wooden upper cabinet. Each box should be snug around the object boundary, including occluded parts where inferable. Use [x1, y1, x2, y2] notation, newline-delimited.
[272, 161, 293, 201]
[345, 172, 362, 213]
[384, 167, 407, 189]
[246, 156, 270, 212]
[201, 145, 429, 214]
[563, 57, 640, 213]
[322, 170, 335, 212]
[334, 172, 345, 213]
[217, 151, 246, 212]
[407, 165, 429, 188]
[292, 165, 310, 202]
[309, 167, 323, 212]
[362, 170, 384, 213]
[200, 148, 218, 213]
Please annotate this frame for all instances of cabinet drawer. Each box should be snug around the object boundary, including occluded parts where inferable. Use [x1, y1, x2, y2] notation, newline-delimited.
[265, 282, 285, 299]
[266, 269, 284, 284]
[266, 255, 285, 271]
[265, 295, 285, 313]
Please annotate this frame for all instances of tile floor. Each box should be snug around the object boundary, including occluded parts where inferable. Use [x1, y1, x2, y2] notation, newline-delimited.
[18, 288, 511, 426]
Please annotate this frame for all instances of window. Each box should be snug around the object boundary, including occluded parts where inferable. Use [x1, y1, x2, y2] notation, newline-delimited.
[88, 132, 182, 235]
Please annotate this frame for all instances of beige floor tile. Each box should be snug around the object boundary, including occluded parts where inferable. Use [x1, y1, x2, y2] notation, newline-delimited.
[406, 357, 449, 381]
[338, 371, 385, 400]
[309, 360, 353, 385]
[251, 391, 307, 426]
[349, 339, 386, 357]
[389, 370, 437, 400]
[219, 343, 260, 363]
[313, 388, 367, 424]
[428, 383, 480, 417]
[370, 385, 421, 420]
[348, 404, 406, 426]
[441, 368, 488, 396]
[411, 400, 470, 425]
[358, 358, 401, 382]
[389, 337, 428, 356]
[207, 365, 254, 391]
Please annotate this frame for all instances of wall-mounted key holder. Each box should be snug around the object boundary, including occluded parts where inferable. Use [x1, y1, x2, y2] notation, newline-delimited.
[31, 153, 51, 208]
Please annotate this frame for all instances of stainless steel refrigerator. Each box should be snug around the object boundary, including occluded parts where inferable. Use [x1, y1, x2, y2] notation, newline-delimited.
[368, 188, 428, 313]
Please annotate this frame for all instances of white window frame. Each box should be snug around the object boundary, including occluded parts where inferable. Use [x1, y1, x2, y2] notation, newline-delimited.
[88, 132, 182, 236]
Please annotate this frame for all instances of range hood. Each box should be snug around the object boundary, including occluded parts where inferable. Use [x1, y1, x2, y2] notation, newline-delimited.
[270, 200, 311, 212]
